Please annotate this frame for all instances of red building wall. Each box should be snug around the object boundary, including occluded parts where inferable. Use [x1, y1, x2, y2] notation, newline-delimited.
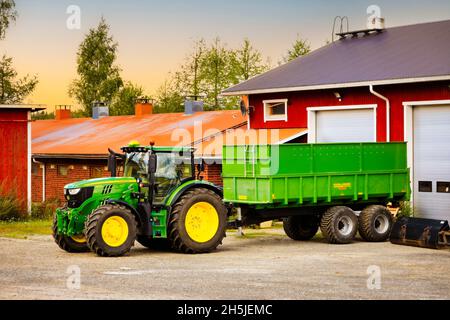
[249, 81, 450, 142]
[0, 109, 29, 206]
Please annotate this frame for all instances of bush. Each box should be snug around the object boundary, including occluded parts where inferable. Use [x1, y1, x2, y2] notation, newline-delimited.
[398, 201, 414, 218]
[0, 193, 27, 221]
[31, 199, 61, 220]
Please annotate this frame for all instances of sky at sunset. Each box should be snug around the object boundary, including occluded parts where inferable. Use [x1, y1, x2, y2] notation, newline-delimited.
[2, 0, 450, 110]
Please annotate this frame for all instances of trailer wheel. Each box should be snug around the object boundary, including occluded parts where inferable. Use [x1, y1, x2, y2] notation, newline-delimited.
[283, 216, 319, 241]
[359, 205, 393, 242]
[85, 204, 137, 257]
[168, 188, 227, 254]
[52, 214, 90, 253]
[320, 206, 358, 244]
[137, 236, 171, 251]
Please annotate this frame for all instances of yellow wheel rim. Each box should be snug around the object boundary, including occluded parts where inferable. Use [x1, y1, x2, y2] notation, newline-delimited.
[185, 202, 219, 243]
[101, 216, 129, 247]
[71, 234, 87, 243]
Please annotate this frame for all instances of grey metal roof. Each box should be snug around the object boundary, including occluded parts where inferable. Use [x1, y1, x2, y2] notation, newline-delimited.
[223, 20, 450, 95]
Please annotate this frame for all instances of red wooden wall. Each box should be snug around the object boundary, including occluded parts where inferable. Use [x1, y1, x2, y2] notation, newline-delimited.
[248, 81, 450, 142]
[0, 109, 29, 206]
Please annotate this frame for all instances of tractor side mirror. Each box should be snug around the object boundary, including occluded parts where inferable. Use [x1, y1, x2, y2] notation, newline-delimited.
[148, 153, 157, 174]
[107, 149, 117, 177]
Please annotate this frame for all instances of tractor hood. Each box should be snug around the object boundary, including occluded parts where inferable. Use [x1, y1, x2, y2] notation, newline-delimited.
[64, 177, 137, 189]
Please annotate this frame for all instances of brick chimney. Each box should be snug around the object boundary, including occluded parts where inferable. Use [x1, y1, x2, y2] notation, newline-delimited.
[135, 98, 153, 116]
[55, 105, 72, 120]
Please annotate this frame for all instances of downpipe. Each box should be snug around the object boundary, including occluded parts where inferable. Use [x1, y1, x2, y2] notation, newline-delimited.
[32, 158, 45, 202]
[370, 85, 390, 142]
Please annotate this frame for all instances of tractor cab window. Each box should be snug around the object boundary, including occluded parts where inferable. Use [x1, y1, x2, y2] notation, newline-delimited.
[124, 152, 193, 202]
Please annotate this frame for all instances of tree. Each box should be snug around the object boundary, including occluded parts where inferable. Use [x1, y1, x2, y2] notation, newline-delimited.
[69, 18, 123, 116]
[200, 38, 235, 109]
[174, 39, 206, 99]
[0, 0, 16, 40]
[0, 55, 38, 104]
[109, 82, 144, 116]
[232, 38, 269, 82]
[283, 34, 311, 63]
[154, 78, 184, 114]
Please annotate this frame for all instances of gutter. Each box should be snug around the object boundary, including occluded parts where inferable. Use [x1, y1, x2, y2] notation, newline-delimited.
[32, 158, 46, 202]
[369, 85, 390, 142]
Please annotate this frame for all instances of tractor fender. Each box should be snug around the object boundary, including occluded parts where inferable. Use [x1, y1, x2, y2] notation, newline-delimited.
[167, 181, 223, 210]
[105, 199, 143, 226]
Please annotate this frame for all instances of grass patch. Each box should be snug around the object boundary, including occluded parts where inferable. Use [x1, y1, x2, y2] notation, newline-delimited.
[0, 219, 53, 239]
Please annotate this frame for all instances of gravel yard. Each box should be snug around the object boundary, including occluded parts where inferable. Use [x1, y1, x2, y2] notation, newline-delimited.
[0, 228, 449, 300]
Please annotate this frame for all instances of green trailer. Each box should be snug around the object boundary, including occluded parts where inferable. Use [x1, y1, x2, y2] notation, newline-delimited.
[222, 142, 411, 244]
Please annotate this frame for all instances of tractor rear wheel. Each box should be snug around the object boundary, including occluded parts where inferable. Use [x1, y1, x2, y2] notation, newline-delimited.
[85, 204, 137, 257]
[358, 205, 393, 242]
[168, 188, 227, 254]
[283, 215, 319, 241]
[320, 206, 358, 244]
[137, 235, 171, 251]
[52, 214, 89, 253]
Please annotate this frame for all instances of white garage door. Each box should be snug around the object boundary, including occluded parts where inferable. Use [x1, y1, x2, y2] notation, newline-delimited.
[315, 108, 375, 143]
[413, 105, 450, 221]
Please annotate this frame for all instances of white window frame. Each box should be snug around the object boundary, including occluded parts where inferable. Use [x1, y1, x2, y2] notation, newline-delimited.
[307, 104, 378, 143]
[403, 99, 450, 208]
[263, 99, 288, 123]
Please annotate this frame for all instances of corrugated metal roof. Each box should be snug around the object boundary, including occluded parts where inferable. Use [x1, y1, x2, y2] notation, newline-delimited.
[32, 110, 246, 156]
[223, 20, 450, 95]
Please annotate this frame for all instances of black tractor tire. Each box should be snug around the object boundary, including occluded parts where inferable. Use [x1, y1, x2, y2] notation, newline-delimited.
[358, 205, 393, 242]
[85, 204, 137, 257]
[168, 188, 227, 254]
[283, 215, 319, 241]
[137, 235, 171, 251]
[52, 214, 89, 253]
[320, 206, 358, 244]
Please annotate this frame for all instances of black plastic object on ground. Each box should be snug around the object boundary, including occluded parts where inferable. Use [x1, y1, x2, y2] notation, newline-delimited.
[390, 217, 450, 249]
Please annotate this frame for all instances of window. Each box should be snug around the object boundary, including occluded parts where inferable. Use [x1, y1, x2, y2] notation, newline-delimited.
[58, 165, 69, 177]
[263, 99, 288, 122]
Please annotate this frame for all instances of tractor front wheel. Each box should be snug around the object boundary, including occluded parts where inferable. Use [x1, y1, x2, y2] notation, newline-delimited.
[52, 214, 89, 253]
[168, 188, 227, 254]
[85, 204, 137, 257]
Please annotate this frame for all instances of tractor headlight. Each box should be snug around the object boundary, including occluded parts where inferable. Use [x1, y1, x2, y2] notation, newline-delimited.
[68, 188, 81, 195]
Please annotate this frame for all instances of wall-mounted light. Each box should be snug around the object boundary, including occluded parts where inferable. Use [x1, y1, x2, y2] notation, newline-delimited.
[334, 92, 343, 102]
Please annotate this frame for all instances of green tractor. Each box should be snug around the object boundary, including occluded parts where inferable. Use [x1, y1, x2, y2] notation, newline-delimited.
[52, 142, 228, 257]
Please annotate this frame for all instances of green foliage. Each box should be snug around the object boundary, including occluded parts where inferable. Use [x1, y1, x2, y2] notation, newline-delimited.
[398, 202, 414, 218]
[0, 55, 39, 104]
[283, 34, 311, 63]
[31, 199, 61, 220]
[109, 82, 144, 116]
[69, 18, 123, 116]
[157, 38, 268, 112]
[0, 184, 26, 221]
[31, 111, 54, 120]
[0, 0, 17, 40]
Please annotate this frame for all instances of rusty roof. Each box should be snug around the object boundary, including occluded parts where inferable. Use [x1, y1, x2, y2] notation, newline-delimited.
[32, 110, 246, 157]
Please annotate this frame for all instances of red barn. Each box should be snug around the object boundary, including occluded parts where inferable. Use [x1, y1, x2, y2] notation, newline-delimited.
[223, 20, 450, 221]
[0, 105, 44, 212]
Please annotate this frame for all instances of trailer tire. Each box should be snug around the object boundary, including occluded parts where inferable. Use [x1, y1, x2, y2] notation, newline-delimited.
[137, 236, 171, 251]
[52, 214, 90, 253]
[359, 205, 393, 242]
[320, 206, 358, 244]
[283, 216, 319, 241]
[168, 188, 227, 254]
[85, 204, 137, 257]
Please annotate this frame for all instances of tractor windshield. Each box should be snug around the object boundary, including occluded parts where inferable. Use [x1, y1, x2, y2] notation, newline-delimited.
[124, 152, 193, 201]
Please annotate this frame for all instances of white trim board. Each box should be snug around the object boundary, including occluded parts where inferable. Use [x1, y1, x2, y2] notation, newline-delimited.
[403, 99, 450, 209]
[277, 130, 308, 145]
[222, 75, 450, 96]
[307, 104, 378, 143]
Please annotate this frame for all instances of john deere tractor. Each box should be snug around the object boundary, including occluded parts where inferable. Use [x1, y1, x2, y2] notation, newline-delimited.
[52, 142, 227, 257]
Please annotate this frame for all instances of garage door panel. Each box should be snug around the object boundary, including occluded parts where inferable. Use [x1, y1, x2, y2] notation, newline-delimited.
[413, 105, 450, 221]
[316, 109, 375, 143]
